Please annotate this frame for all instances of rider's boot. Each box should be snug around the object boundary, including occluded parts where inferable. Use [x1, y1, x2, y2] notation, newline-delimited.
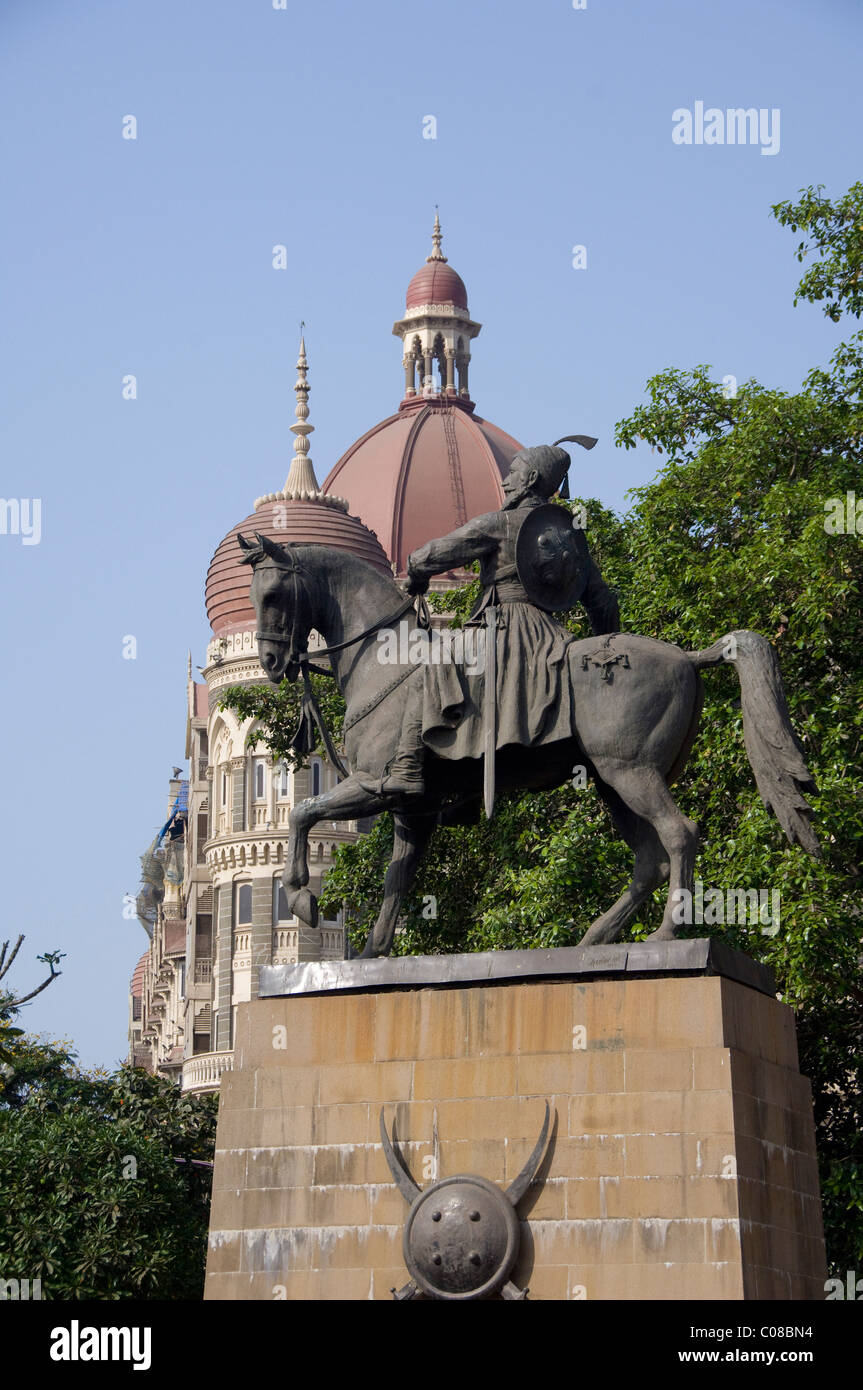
[382, 679, 426, 796]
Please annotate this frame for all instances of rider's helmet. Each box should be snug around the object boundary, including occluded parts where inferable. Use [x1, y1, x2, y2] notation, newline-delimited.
[512, 445, 571, 498]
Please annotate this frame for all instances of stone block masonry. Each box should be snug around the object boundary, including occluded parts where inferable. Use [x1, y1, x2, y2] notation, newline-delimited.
[205, 949, 826, 1300]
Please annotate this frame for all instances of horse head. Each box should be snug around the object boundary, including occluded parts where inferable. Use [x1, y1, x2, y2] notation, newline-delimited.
[237, 532, 315, 686]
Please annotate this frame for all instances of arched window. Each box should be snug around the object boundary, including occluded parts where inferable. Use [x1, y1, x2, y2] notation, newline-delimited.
[273, 878, 292, 923]
[236, 882, 252, 925]
[277, 764, 290, 799]
[221, 769, 228, 808]
[254, 760, 266, 801]
[432, 332, 446, 391]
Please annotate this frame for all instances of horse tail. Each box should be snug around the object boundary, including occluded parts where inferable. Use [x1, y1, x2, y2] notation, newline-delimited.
[687, 630, 820, 857]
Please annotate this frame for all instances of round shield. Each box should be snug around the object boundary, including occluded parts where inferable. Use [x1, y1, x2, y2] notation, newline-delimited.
[515, 503, 590, 611]
[403, 1175, 520, 1301]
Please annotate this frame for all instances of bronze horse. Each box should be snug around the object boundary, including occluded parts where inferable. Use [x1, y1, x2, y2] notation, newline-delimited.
[238, 533, 818, 958]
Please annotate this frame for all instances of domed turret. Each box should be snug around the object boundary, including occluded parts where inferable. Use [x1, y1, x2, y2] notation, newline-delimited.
[323, 216, 523, 584]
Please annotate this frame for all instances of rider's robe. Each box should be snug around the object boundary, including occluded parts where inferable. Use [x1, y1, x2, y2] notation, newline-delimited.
[406, 499, 620, 762]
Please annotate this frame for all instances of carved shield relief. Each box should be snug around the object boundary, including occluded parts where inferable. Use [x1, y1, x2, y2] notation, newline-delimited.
[515, 504, 590, 611]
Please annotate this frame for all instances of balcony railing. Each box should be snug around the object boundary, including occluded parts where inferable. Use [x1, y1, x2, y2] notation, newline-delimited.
[182, 1051, 233, 1093]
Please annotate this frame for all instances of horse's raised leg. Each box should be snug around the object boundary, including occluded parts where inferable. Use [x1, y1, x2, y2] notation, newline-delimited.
[588, 762, 699, 941]
[283, 774, 396, 930]
[361, 813, 436, 959]
[580, 780, 670, 945]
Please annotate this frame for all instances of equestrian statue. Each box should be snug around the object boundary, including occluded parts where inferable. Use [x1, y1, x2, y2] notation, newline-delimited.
[238, 440, 819, 958]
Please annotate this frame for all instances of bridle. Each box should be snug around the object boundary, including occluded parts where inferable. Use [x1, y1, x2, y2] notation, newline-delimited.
[254, 552, 312, 671]
[256, 589, 421, 672]
[252, 551, 428, 777]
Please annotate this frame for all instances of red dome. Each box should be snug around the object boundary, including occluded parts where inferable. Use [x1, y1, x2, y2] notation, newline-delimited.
[323, 402, 523, 580]
[130, 951, 148, 998]
[206, 499, 392, 635]
[406, 260, 468, 310]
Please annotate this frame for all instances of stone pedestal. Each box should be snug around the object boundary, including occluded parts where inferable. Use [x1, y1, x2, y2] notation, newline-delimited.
[204, 941, 826, 1300]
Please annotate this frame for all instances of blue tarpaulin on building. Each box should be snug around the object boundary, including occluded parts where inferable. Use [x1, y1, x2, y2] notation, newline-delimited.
[156, 781, 189, 846]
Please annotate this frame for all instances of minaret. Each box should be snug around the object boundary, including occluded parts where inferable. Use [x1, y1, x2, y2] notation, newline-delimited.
[283, 335, 319, 495]
[392, 214, 482, 409]
[255, 335, 349, 511]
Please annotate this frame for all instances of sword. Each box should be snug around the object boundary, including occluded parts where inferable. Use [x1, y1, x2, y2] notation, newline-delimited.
[483, 604, 498, 819]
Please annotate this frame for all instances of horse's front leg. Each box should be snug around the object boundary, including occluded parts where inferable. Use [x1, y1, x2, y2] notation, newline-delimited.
[282, 774, 397, 930]
[283, 806, 316, 928]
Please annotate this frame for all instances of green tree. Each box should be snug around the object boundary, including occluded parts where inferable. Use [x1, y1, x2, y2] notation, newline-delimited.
[217, 672, 347, 770]
[772, 181, 863, 321]
[0, 942, 218, 1299]
[0, 935, 65, 1063]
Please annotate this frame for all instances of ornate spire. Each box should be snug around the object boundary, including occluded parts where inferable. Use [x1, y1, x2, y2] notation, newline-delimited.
[283, 332, 320, 495]
[427, 209, 447, 263]
[254, 331, 349, 512]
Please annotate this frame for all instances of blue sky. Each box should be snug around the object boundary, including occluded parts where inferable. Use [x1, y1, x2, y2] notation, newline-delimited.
[1, 0, 860, 1067]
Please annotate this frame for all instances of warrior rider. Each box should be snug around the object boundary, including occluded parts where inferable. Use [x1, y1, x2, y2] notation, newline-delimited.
[382, 442, 620, 796]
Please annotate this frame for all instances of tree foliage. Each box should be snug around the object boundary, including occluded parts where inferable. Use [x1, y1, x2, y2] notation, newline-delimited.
[0, 936, 64, 1052]
[217, 672, 346, 769]
[0, 993, 217, 1298]
[772, 181, 863, 321]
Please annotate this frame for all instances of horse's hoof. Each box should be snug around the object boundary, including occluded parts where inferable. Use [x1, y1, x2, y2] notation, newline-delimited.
[285, 886, 319, 929]
[645, 925, 679, 941]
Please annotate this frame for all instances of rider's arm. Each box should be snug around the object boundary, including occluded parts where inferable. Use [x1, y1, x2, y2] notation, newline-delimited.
[407, 513, 502, 589]
[581, 559, 620, 635]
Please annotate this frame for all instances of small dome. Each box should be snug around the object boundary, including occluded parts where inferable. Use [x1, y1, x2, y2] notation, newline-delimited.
[405, 212, 469, 311]
[206, 499, 392, 636]
[406, 259, 468, 311]
[130, 951, 148, 998]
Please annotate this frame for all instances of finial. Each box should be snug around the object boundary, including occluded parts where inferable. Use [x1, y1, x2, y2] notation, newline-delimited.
[253, 329, 350, 513]
[284, 328, 321, 495]
[427, 208, 447, 263]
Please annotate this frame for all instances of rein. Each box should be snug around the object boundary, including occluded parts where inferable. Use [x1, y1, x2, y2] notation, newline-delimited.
[255, 596, 421, 662]
[256, 585, 430, 780]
